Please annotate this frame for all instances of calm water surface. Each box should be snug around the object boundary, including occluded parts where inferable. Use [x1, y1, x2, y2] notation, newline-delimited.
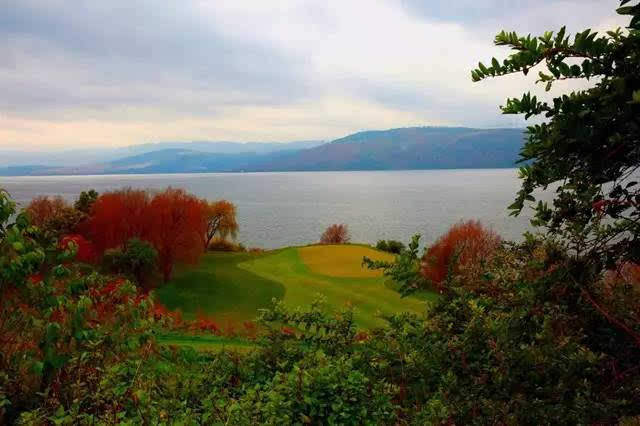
[0, 170, 540, 249]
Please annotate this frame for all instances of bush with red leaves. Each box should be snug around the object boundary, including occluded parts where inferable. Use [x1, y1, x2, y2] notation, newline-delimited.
[421, 220, 501, 292]
[60, 234, 96, 264]
[320, 224, 350, 244]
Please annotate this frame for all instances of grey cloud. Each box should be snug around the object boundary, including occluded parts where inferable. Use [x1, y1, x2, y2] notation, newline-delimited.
[398, 0, 626, 37]
[0, 0, 629, 146]
[343, 77, 521, 128]
[1, 0, 312, 117]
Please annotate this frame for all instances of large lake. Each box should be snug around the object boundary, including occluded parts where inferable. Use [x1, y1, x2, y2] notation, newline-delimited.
[0, 169, 540, 248]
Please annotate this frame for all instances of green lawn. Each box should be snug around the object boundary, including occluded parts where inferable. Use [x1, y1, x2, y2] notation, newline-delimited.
[157, 332, 256, 353]
[155, 252, 285, 322]
[156, 245, 437, 329]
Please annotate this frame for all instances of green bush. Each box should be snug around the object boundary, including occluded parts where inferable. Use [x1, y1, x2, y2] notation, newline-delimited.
[376, 239, 405, 254]
[102, 238, 158, 288]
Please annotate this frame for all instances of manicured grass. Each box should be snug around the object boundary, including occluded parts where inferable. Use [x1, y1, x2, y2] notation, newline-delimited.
[157, 332, 256, 353]
[239, 245, 435, 328]
[155, 252, 284, 321]
[298, 245, 393, 278]
[157, 244, 437, 329]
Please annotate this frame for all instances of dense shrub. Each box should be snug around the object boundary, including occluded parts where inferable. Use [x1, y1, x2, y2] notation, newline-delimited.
[74, 189, 98, 214]
[102, 238, 158, 288]
[0, 191, 157, 423]
[59, 234, 96, 264]
[24, 195, 69, 228]
[421, 220, 501, 292]
[320, 224, 350, 244]
[368, 235, 639, 423]
[25, 196, 86, 237]
[376, 239, 405, 254]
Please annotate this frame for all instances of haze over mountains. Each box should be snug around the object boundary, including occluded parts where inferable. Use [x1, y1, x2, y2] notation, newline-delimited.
[0, 127, 525, 176]
[0, 141, 324, 168]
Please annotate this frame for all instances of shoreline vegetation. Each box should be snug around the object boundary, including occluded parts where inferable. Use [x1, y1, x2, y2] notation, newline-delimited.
[1, 2, 640, 423]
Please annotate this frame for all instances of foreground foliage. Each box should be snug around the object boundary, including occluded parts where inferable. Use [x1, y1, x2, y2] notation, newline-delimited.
[4, 193, 638, 423]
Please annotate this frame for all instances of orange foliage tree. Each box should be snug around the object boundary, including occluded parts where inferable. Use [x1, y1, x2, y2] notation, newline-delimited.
[83, 188, 151, 253]
[148, 188, 205, 281]
[200, 199, 239, 250]
[84, 187, 208, 282]
[421, 220, 501, 292]
[25, 196, 70, 228]
[320, 224, 350, 244]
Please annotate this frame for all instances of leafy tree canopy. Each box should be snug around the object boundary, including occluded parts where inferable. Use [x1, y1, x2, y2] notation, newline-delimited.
[473, 0, 640, 269]
[74, 189, 99, 214]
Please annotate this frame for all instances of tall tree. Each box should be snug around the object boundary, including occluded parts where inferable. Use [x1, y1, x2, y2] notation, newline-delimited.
[84, 188, 151, 253]
[200, 200, 239, 250]
[148, 188, 204, 281]
[472, 1, 640, 270]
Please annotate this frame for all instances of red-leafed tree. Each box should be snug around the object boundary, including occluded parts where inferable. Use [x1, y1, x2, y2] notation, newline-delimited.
[320, 224, 350, 244]
[148, 188, 205, 281]
[25, 196, 70, 228]
[83, 188, 151, 253]
[421, 220, 501, 292]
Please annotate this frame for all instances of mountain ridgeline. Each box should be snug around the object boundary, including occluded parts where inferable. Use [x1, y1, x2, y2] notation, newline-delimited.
[0, 127, 525, 175]
[253, 127, 524, 171]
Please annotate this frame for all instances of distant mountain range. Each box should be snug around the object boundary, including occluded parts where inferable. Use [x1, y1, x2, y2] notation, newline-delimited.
[0, 140, 324, 168]
[0, 127, 525, 176]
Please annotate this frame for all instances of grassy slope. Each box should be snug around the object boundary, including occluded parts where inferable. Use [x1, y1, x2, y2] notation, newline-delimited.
[155, 252, 285, 321]
[240, 245, 434, 328]
[156, 244, 437, 331]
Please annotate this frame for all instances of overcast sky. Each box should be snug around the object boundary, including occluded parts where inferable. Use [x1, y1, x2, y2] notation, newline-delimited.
[0, 0, 628, 149]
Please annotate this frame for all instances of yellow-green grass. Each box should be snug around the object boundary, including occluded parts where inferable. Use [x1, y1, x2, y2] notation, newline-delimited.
[298, 245, 393, 278]
[240, 245, 436, 328]
[156, 244, 437, 330]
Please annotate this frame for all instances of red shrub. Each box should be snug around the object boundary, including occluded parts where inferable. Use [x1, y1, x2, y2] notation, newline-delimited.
[281, 326, 296, 336]
[25, 196, 69, 228]
[60, 234, 96, 263]
[243, 321, 258, 339]
[28, 274, 43, 284]
[320, 224, 350, 244]
[354, 331, 369, 342]
[421, 220, 501, 292]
